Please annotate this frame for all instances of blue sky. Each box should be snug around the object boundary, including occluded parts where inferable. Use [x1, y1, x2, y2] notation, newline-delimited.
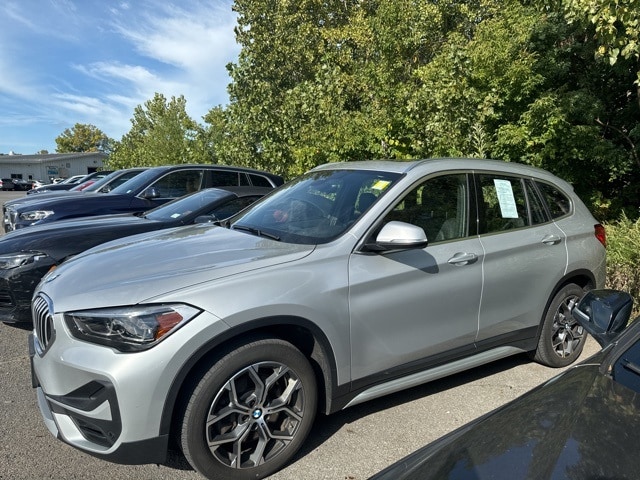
[0, 0, 239, 155]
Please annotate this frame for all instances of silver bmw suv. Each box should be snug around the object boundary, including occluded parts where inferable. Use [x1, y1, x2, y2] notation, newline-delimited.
[30, 158, 606, 479]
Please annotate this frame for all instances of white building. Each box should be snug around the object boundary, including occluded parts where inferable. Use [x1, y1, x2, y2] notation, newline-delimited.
[0, 152, 107, 182]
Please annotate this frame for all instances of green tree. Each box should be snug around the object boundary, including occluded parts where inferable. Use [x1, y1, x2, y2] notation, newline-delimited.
[200, 106, 228, 165]
[55, 123, 112, 153]
[565, 0, 640, 81]
[223, 0, 638, 216]
[107, 93, 204, 169]
[403, 2, 638, 217]
[224, 0, 499, 177]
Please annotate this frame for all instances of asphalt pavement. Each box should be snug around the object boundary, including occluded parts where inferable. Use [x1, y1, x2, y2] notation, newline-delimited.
[0, 190, 600, 480]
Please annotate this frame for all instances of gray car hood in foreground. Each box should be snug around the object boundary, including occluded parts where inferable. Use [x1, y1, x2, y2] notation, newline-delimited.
[40, 224, 315, 312]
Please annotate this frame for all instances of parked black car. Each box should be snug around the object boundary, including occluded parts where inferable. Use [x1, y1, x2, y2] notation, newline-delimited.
[0, 186, 272, 323]
[3, 164, 284, 231]
[26, 171, 113, 195]
[1, 179, 33, 191]
[3, 168, 147, 216]
[371, 288, 637, 480]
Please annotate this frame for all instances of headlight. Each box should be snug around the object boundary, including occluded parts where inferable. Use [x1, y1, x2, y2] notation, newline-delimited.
[19, 210, 54, 221]
[64, 304, 202, 352]
[0, 252, 48, 269]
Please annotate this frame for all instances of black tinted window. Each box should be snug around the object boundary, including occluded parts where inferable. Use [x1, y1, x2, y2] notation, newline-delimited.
[150, 170, 204, 198]
[210, 171, 240, 187]
[536, 181, 571, 219]
[249, 174, 274, 187]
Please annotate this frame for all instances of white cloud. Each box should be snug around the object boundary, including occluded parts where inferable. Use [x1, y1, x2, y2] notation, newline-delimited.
[0, 0, 240, 153]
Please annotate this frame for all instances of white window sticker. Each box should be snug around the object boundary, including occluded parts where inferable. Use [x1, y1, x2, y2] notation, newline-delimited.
[493, 179, 519, 218]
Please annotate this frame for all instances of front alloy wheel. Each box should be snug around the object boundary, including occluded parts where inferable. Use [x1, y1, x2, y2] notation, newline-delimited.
[181, 338, 317, 480]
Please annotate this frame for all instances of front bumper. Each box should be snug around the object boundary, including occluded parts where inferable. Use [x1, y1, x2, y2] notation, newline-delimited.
[29, 304, 228, 465]
[29, 332, 169, 464]
[0, 260, 56, 324]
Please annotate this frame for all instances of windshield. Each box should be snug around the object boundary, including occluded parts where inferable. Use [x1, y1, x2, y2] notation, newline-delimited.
[231, 169, 400, 244]
[79, 169, 146, 193]
[110, 168, 163, 195]
[144, 188, 232, 221]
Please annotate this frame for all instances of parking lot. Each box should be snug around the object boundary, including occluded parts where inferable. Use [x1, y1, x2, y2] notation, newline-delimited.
[0, 189, 599, 480]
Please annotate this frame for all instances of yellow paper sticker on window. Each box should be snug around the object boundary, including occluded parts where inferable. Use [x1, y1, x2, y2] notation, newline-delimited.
[372, 180, 391, 191]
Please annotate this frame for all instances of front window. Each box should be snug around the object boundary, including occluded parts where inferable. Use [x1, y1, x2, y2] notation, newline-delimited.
[382, 173, 470, 243]
[231, 169, 400, 244]
[111, 169, 166, 195]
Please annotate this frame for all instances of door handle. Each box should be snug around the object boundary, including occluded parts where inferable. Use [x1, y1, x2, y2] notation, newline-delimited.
[447, 252, 478, 266]
[541, 234, 562, 245]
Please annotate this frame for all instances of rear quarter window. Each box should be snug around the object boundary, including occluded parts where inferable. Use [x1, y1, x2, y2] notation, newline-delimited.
[249, 174, 274, 187]
[536, 181, 572, 219]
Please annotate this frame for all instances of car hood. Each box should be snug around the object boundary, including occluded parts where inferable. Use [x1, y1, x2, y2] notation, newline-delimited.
[40, 224, 315, 312]
[0, 213, 158, 257]
[372, 361, 640, 479]
[6, 190, 87, 207]
[11, 192, 135, 213]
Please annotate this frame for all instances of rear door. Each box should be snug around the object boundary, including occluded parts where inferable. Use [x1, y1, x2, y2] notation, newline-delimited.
[475, 173, 567, 345]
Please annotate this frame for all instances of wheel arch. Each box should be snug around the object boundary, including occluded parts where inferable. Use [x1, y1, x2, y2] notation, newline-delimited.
[533, 269, 596, 343]
[160, 315, 339, 440]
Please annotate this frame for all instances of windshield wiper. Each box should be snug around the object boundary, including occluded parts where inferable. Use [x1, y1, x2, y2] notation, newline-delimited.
[232, 224, 280, 241]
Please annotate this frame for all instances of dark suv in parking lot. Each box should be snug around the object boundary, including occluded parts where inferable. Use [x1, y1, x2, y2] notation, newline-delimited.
[3, 164, 283, 231]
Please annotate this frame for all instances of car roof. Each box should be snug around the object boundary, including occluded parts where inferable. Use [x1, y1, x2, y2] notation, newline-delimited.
[311, 158, 573, 189]
[143, 164, 284, 181]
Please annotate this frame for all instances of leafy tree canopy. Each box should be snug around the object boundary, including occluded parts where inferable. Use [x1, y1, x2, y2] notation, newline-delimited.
[55, 123, 112, 153]
[218, 0, 639, 218]
[565, 0, 639, 77]
[107, 93, 208, 169]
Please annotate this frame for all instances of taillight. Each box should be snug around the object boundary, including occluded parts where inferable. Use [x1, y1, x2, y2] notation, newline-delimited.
[594, 224, 606, 248]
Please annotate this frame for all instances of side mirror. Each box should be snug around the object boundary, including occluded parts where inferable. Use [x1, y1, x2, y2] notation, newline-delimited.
[142, 187, 160, 199]
[573, 289, 633, 347]
[366, 221, 428, 252]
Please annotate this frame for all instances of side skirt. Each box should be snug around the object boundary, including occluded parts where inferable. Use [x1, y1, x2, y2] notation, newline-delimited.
[343, 345, 524, 409]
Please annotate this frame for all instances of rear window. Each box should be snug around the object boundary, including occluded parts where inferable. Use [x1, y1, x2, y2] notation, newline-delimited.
[477, 174, 529, 234]
[210, 171, 241, 187]
[249, 174, 275, 187]
[536, 181, 571, 219]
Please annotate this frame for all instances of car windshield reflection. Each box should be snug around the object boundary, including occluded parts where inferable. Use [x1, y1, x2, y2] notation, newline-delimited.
[231, 169, 400, 244]
[144, 189, 232, 221]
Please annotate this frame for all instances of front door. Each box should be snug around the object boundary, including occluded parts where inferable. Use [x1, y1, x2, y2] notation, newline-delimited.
[348, 173, 483, 383]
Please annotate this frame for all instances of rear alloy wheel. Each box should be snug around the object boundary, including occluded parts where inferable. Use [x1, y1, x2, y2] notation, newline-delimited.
[533, 283, 586, 368]
[181, 338, 317, 480]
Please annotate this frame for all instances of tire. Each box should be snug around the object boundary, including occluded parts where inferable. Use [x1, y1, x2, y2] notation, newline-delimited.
[180, 338, 317, 480]
[533, 283, 587, 368]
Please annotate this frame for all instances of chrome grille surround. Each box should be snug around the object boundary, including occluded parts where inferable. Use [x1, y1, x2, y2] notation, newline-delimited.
[32, 293, 55, 354]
